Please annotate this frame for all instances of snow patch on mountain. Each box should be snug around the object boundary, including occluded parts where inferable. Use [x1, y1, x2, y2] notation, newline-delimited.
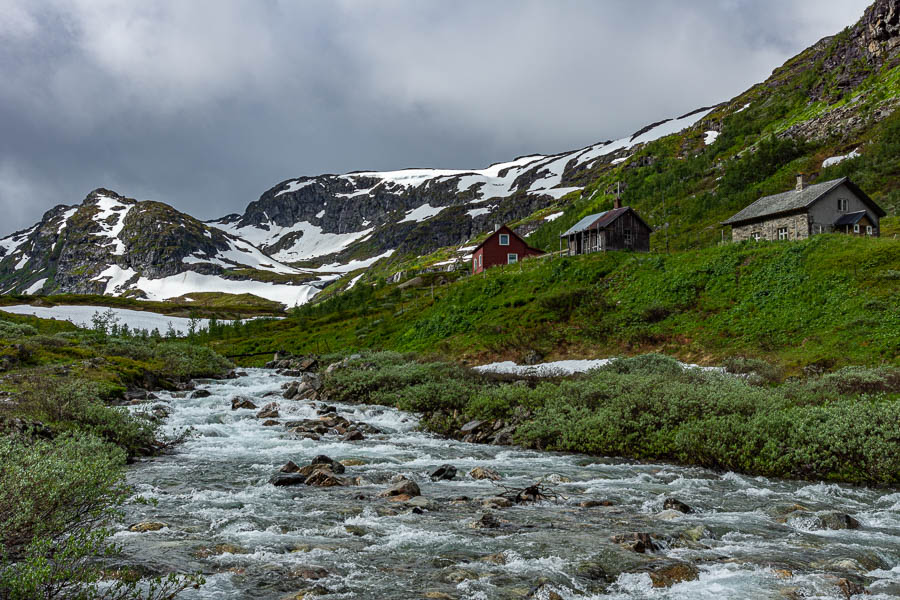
[400, 203, 444, 223]
[210, 219, 374, 263]
[276, 179, 316, 197]
[92, 194, 133, 255]
[822, 149, 860, 167]
[24, 278, 47, 294]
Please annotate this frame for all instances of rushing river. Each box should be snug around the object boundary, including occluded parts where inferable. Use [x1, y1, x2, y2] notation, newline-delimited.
[118, 370, 900, 599]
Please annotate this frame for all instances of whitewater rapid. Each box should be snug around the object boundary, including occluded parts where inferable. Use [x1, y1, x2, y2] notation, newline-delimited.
[117, 370, 900, 599]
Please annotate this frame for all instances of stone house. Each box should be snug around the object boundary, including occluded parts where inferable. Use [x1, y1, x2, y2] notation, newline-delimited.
[560, 200, 652, 255]
[723, 176, 885, 242]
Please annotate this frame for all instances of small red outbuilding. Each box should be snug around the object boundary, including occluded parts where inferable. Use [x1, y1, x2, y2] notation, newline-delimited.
[471, 225, 545, 274]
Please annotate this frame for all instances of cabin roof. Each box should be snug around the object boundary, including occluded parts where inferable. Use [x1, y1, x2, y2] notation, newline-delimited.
[560, 206, 652, 237]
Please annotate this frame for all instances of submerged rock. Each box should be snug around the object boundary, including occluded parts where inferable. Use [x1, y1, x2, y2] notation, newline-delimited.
[190, 389, 211, 399]
[610, 532, 660, 553]
[270, 473, 308, 487]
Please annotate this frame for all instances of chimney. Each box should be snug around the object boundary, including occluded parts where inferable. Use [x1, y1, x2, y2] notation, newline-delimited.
[796, 174, 805, 192]
[614, 180, 622, 209]
[614, 196, 621, 209]
[493, 223, 500, 232]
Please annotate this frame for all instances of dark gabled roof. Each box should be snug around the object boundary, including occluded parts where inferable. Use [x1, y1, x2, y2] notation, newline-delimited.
[472, 224, 544, 254]
[560, 206, 652, 237]
[722, 177, 886, 226]
[833, 211, 868, 226]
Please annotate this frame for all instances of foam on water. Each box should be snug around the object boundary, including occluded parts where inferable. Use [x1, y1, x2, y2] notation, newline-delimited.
[117, 369, 900, 599]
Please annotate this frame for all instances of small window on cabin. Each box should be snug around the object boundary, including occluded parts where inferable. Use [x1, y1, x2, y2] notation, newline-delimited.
[751, 231, 761, 241]
[624, 228, 633, 245]
[866, 225, 873, 235]
[473, 258, 477, 270]
[853, 223, 860, 233]
[777, 227, 789, 240]
[499, 234, 510, 246]
[507, 253, 518, 264]
[837, 198, 849, 212]
[478, 255, 482, 267]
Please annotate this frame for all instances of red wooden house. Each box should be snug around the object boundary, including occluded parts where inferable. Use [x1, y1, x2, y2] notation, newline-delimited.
[471, 225, 545, 274]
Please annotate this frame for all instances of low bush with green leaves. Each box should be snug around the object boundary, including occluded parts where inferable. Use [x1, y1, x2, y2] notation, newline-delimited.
[323, 352, 900, 484]
[0, 432, 201, 599]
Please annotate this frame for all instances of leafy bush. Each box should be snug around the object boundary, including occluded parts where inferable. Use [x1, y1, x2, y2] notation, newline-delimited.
[15, 376, 157, 455]
[721, 356, 783, 384]
[0, 432, 200, 599]
[150, 342, 232, 379]
[0, 320, 38, 338]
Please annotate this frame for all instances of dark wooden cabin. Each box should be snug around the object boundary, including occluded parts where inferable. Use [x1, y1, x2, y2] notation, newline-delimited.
[560, 202, 652, 255]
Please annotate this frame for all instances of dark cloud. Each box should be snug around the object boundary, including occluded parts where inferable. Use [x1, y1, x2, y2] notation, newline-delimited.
[0, 0, 872, 232]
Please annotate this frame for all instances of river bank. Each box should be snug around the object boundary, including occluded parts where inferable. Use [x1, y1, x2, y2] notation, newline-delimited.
[115, 362, 900, 599]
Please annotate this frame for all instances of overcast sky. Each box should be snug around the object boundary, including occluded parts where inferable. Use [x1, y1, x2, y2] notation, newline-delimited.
[0, 0, 872, 233]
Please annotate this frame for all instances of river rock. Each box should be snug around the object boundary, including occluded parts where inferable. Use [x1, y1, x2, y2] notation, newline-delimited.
[190, 389, 211, 399]
[340, 459, 367, 466]
[818, 511, 860, 530]
[646, 561, 700, 588]
[262, 419, 280, 426]
[311, 455, 345, 474]
[482, 496, 513, 509]
[430, 464, 457, 481]
[194, 543, 247, 558]
[231, 396, 257, 410]
[469, 513, 505, 529]
[304, 470, 352, 487]
[834, 577, 867, 598]
[341, 430, 364, 441]
[468, 466, 501, 481]
[281, 460, 302, 473]
[406, 496, 436, 510]
[129, 521, 167, 532]
[377, 478, 420, 498]
[663, 497, 693, 513]
[611, 532, 660, 553]
[459, 420, 484, 433]
[256, 403, 279, 419]
[270, 473, 308, 487]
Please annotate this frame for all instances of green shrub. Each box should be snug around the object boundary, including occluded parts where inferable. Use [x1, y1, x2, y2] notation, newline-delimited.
[721, 356, 783, 383]
[0, 433, 200, 599]
[151, 342, 232, 379]
[0, 321, 38, 338]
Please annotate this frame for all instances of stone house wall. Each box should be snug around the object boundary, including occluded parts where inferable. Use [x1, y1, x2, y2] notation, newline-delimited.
[732, 213, 810, 242]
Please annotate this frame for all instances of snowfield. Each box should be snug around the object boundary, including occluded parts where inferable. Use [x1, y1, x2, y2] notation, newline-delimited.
[0, 305, 265, 336]
[474, 358, 722, 376]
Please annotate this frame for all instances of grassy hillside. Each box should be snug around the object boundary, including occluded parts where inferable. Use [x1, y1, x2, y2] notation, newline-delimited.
[210, 234, 900, 371]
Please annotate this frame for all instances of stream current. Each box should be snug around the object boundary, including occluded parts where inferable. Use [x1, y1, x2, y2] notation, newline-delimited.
[119, 370, 900, 599]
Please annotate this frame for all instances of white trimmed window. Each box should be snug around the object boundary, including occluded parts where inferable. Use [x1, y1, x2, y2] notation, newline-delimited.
[837, 198, 849, 212]
[507, 253, 518, 264]
[478, 255, 482, 267]
[777, 227, 789, 240]
[473, 258, 477, 270]
[499, 233, 510, 246]
[867, 225, 873, 235]
[751, 231, 762, 241]
[853, 223, 860, 233]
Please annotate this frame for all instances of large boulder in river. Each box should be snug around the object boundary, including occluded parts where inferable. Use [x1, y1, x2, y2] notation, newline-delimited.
[469, 466, 501, 481]
[256, 402, 279, 419]
[231, 396, 257, 410]
[311, 455, 345, 473]
[377, 477, 421, 498]
[270, 472, 308, 486]
[663, 497, 693, 514]
[430, 464, 457, 481]
[190, 389, 211, 399]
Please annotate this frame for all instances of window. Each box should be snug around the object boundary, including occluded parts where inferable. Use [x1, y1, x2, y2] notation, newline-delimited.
[624, 228, 633, 245]
[751, 231, 762, 241]
[853, 223, 860, 233]
[837, 198, 849, 212]
[473, 258, 477, 270]
[478, 255, 482, 267]
[507, 253, 518, 264]
[867, 225, 873, 235]
[499, 234, 510, 246]
[777, 227, 789, 240]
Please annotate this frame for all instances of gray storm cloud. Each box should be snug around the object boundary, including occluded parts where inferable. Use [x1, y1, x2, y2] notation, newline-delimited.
[0, 0, 872, 233]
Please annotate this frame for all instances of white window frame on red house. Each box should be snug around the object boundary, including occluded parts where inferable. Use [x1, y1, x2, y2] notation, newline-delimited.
[507, 253, 518, 264]
[499, 234, 510, 246]
[478, 255, 482, 267]
[473, 258, 477, 270]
